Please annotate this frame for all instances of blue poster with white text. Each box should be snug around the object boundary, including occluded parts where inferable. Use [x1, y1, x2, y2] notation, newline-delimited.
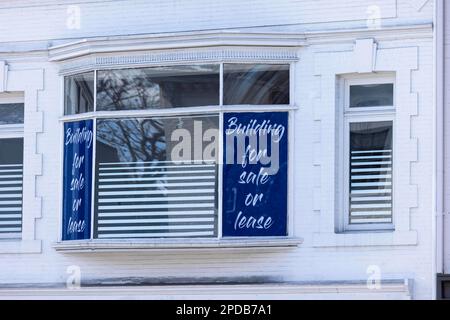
[222, 112, 288, 237]
[62, 120, 93, 241]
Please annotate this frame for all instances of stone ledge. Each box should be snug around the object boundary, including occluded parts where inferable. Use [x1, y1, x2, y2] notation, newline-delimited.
[0, 279, 413, 300]
[53, 238, 303, 253]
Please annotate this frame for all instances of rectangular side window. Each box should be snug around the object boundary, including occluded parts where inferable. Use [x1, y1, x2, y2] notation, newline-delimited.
[64, 72, 95, 115]
[341, 76, 395, 232]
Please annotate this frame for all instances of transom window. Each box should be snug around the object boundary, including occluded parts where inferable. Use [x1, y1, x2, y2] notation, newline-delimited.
[62, 64, 291, 241]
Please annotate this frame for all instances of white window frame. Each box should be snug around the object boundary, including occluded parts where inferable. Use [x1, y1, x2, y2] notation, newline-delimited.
[0, 93, 24, 240]
[58, 61, 297, 245]
[344, 76, 396, 114]
[340, 74, 396, 232]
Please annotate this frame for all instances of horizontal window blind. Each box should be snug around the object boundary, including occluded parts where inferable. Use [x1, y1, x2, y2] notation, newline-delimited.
[350, 150, 392, 224]
[0, 163, 23, 237]
[349, 122, 393, 225]
[95, 161, 217, 239]
[0, 138, 23, 239]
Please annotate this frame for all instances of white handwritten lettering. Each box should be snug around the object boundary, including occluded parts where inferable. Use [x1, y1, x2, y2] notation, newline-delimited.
[226, 117, 285, 142]
[238, 169, 269, 186]
[234, 211, 274, 230]
[65, 126, 93, 148]
[67, 217, 86, 234]
[70, 173, 85, 191]
[72, 153, 85, 175]
[244, 193, 264, 207]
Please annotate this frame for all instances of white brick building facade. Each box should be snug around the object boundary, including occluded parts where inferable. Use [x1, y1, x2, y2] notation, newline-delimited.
[0, 0, 438, 299]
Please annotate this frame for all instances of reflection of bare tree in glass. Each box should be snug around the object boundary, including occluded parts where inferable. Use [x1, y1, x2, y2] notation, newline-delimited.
[97, 69, 162, 111]
[97, 69, 168, 167]
[224, 65, 289, 105]
[97, 118, 170, 223]
[97, 118, 166, 164]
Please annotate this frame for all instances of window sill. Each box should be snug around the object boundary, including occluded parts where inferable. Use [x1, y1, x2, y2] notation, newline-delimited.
[0, 240, 42, 254]
[312, 231, 417, 248]
[53, 238, 303, 253]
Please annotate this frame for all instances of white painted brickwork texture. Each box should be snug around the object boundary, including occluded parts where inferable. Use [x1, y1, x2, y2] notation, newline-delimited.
[0, 0, 435, 299]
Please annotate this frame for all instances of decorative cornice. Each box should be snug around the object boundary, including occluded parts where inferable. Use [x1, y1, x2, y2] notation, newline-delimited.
[57, 47, 300, 75]
[49, 31, 306, 62]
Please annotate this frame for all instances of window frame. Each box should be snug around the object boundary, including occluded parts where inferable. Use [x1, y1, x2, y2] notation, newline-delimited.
[0, 93, 25, 240]
[344, 76, 396, 114]
[59, 61, 296, 243]
[340, 74, 396, 233]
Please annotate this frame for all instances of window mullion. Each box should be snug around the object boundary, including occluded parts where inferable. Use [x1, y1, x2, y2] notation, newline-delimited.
[93, 70, 97, 112]
[217, 111, 224, 239]
[90, 119, 97, 240]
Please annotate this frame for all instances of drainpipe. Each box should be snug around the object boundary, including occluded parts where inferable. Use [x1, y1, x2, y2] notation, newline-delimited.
[434, 0, 445, 300]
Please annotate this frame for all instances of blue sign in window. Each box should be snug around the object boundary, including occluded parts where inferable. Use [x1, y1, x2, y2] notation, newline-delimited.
[222, 112, 288, 237]
[62, 120, 93, 241]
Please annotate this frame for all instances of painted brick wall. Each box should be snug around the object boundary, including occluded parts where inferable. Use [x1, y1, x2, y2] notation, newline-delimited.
[0, 0, 436, 299]
[0, 0, 433, 45]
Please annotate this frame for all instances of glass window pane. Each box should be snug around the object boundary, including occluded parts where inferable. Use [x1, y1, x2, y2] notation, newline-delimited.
[224, 64, 289, 105]
[64, 72, 95, 115]
[349, 83, 394, 108]
[96, 65, 219, 111]
[349, 121, 393, 225]
[0, 138, 23, 238]
[94, 115, 219, 239]
[0, 104, 24, 125]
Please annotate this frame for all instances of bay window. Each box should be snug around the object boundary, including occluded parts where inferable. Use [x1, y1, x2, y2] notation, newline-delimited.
[61, 64, 291, 242]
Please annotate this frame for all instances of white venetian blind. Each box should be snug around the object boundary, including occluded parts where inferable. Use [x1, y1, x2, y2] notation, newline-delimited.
[349, 122, 393, 225]
[0, 138, 23, 238]
[95, 161, 217, 239]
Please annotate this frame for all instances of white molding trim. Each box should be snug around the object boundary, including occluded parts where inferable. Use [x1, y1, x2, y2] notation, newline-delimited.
[49, 31, 305, 62]
[0, 279, 413, 300]
[312, 41, 420, 248]
[304, 23, 433, 45]
[0, 67, 44, 254]
[55, 47, 300, 75]
[53, 238, 303, 253]
[59, 105, 299, 122]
